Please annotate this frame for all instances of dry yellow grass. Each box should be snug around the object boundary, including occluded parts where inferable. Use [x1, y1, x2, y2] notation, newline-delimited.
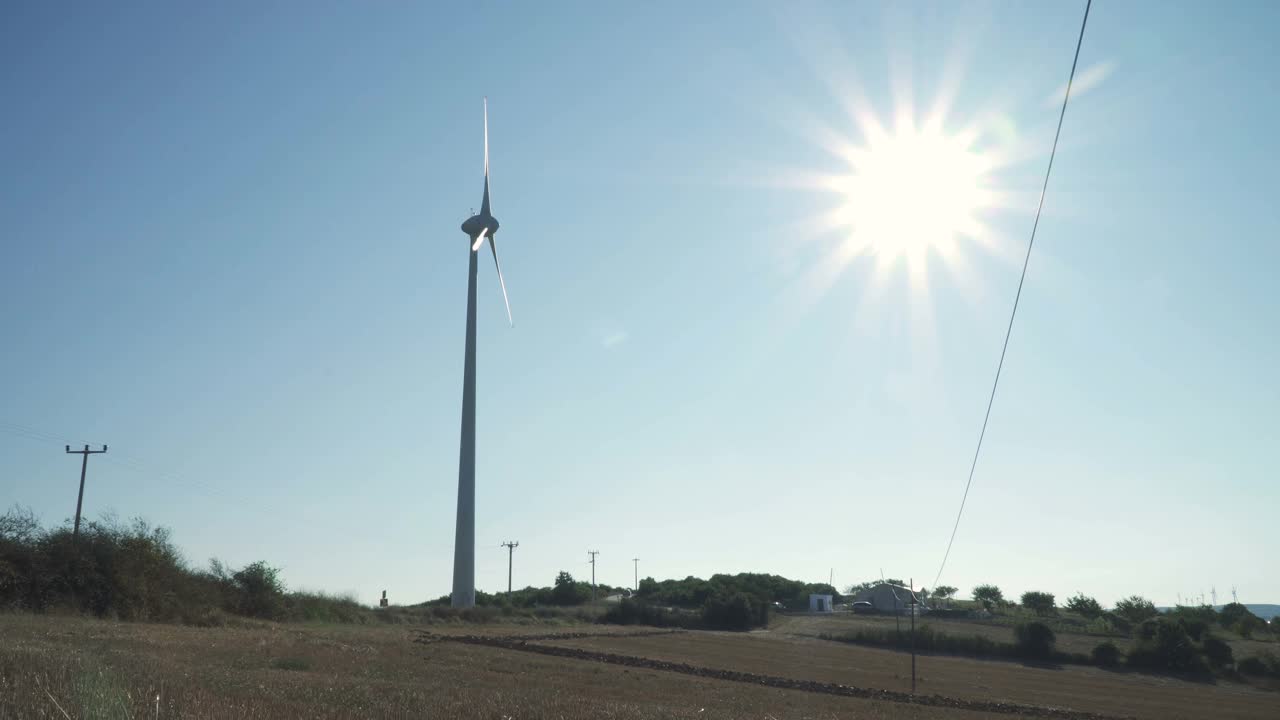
[544, 628, 1280, 720]
[0, 615, 1012, 719]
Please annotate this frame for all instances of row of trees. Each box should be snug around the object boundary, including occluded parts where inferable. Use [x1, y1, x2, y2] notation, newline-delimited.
[638, 573, 838, 611]
[962, 583, 1272, 640]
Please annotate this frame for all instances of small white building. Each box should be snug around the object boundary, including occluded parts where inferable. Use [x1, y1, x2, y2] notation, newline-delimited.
[809, 594, 834, 613]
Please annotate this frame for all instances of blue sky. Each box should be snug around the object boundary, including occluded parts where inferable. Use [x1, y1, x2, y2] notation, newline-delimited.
[2, 1, 1276, 607]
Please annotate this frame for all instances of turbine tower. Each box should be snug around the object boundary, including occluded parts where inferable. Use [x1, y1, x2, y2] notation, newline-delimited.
[452, 98, 513, 608]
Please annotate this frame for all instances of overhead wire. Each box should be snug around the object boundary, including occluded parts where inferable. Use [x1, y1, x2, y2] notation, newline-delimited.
[932, 0, 1093, 590]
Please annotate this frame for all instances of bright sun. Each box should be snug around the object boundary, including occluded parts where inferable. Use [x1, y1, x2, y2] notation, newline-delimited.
[818, 117, 1000, 282]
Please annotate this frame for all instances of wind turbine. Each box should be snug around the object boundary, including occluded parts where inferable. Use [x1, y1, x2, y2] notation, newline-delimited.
[452, 97, 512, 608]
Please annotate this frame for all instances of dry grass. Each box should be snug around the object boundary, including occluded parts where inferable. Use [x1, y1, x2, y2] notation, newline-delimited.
[777, 612, 1278, 660]
[544, 629, 1280, 720]
[0, 614, 1010, 719]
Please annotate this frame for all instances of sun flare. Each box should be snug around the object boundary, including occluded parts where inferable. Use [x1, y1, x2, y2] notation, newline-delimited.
[815, 116, 1002, 286]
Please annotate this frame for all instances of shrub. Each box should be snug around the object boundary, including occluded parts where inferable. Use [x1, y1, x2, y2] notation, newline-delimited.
[1238, 656, 1268, 676]
[1201, 636, 1233, 669]
[1219, 602, 1260, 629]
[230, 561, 285, 620]
[1102, 612, 1132, 635]
[551, 571, 590, 606]
[972, 584, 1004, 611]
[1127, 619, 1209, 675]
[1091, 641, 1121, 667]
[1113, 596, 1158, 625]
[602, 598, 693, 628]
[1020, 591, 1056, 616]
[1013, 621, 1056, 660]
[701, 592, 768, 631]
[1065, 593, 1104, 619]
[1182, 618, 1210, 641]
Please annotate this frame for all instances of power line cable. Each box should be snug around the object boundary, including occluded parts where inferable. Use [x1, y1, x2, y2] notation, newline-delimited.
[933, 0, 1093, 590]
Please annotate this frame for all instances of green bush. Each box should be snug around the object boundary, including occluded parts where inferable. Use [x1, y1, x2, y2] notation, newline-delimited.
[229, 561, 285, 620]
[602, 598, 694, 628]
[1020, 592, 1056, 616]
[1113, 596, 1158, 625]
[1091, 641, 1121, 667]
[701, 591, 768, 631]
[1013, 621, 1056, 659]
[1201, 636, 1233, 669]
[972, 584, 1004, 611]
[551, 571, 590, 606]
[1126, 619, 1209, 675]
[1065, 593, 1104, 619]
[1237, 656, 1268, 676]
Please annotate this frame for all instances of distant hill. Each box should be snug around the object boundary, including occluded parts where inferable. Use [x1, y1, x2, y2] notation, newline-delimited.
[1243, 604, 1279, 620]
[1159, 604, 1279, 620]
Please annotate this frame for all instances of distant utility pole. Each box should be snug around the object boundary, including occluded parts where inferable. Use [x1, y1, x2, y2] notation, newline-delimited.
[633, 558, 639, 591]
[910, 577, 917, 694]
[65, 444, 107, 541]
[501, 541, 519, 594]
[1232, 586, 1238, 604]
[588, 550, 600, 601]
[1211, 587, 1218, 606]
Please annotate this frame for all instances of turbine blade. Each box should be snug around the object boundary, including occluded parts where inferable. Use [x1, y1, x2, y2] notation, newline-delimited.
[471, 227, 488, 252]
[480, 97, 492, 216]
[488, 236, 513, 327]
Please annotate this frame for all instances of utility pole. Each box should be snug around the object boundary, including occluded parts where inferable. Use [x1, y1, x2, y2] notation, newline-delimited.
[632, 558, 639, 591]
[501, 541, 519, 594]
[910, 577, 917, 694]
[588, 550, 600, 601]
[1232, 586, 1238, 604]
[65, 444, 107, 541]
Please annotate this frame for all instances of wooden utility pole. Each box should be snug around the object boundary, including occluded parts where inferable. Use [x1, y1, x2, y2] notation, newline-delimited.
[501, 541, 519, 594]
[65, 444, 107, 541]
[588, 550, 600, 601]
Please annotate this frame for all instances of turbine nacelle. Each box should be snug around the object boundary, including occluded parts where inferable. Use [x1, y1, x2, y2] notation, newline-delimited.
[461, 213, 499, 242]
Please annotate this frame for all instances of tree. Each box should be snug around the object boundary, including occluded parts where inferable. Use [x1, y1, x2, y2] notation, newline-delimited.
[1020, 591, 1056, 616]
[552, 571, 588, 606]
[1065, 593, 1103, 619]
[1113, 595, 1158, 625]
[637, 576, 658, 596]
[931, 585, 958, 608]
[846, 578, 905, 597]
[972, 584, 1004, 611]
[1013, 621, 1056, 659]
[231, 561, 284, 619]
[1219, 602, 1264, 638]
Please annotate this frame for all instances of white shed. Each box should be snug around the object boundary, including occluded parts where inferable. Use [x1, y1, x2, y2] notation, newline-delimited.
[809, 594, 834, 613]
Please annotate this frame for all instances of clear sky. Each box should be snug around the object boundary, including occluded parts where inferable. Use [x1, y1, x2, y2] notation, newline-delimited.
[2, 1, 1276, 608]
